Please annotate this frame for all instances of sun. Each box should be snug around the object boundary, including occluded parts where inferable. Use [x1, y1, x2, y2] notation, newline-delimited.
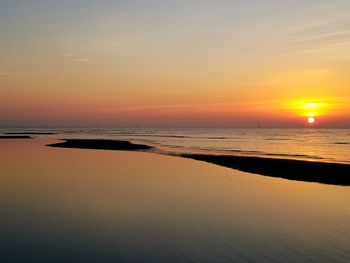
[307, 117, 315, 124]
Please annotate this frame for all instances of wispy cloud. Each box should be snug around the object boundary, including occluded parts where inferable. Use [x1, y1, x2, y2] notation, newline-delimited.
[245, 3, 350, 58]
[263, 68, 331, 85]
[283, 29, 350, 45]
[83, 100, 288, 116]
[0, 70, 22, 76]
[63, 53, 90, 62]
[63, 53, 75, 57]
[74, 58, 90, 62]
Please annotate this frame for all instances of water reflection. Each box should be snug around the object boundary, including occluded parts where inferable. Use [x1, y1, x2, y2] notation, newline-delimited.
[0, 138, 349, 262]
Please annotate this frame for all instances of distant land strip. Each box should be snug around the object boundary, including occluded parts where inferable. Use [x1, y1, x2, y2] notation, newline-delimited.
[47, 139, 350, 186]
[0, 135, 32, 139]
[4, 132, 56, 135]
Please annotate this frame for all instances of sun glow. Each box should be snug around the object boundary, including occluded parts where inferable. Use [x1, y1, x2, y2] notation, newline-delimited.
[307, 117, 315, 124]
[302, 102, 323, 117]
[303, 102, 321, 110]
[282, 98, 345, 126]
[284, 99, 334, 122]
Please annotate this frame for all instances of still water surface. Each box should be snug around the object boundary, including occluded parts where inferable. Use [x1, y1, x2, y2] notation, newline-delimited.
[0, 138, 349, 262]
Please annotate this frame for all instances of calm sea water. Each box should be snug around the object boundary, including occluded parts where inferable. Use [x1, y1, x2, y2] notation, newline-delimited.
[1, 128, 349, 164]
[0, 138, 349, 263]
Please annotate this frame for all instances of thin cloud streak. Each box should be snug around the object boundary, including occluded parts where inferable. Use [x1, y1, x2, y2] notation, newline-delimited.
[0, 70, 22, 76]
[82, 100, 293, 115]
[74, 58, 90, 62]
[63, 53, 90, 62]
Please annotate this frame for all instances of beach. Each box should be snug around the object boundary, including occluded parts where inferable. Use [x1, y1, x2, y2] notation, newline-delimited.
[0, 137, 349, 262]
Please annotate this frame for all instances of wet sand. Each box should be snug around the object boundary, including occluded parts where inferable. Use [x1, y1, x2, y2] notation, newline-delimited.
[48, 139, 350, 186]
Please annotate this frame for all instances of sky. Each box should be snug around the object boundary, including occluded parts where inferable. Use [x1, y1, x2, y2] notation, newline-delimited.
[0, 0, 349, 127]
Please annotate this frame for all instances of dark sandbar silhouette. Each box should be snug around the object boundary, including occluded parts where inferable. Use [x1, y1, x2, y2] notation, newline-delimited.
[179, 154, 350, 186]
[0, 135, 32, 139]
[48, 139, 153, 151]
[47, 139, 350, 186]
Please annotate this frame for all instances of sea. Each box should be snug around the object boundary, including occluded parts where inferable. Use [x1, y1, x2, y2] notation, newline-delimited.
[0, 128, 349, 263]
[1, 127, 349, 164]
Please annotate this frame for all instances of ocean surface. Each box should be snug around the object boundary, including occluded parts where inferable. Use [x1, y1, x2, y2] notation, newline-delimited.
[0, 133, 350, 263]
[0, 138, 349, 263]
[1, 127, 349, 164]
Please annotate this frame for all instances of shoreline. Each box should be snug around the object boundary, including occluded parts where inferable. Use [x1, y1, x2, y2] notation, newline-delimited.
[47, 139, 350, 186]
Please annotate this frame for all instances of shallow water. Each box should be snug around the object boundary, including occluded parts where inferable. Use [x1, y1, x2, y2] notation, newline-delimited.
[0, 138, 349, 262]
[1, 127, 349, 164]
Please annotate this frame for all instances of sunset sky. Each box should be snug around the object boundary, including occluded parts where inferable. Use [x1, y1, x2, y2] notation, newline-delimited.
[1, 0, 349, 127]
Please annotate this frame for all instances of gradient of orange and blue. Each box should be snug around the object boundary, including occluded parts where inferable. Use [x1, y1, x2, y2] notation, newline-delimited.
[1, 0, 349, 127]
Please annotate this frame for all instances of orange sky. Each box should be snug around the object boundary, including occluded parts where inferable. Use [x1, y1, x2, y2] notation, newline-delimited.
[1, 1, 349, 127]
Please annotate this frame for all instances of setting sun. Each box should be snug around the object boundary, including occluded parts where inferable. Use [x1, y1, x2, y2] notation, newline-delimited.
[307, 117, 315, 124]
